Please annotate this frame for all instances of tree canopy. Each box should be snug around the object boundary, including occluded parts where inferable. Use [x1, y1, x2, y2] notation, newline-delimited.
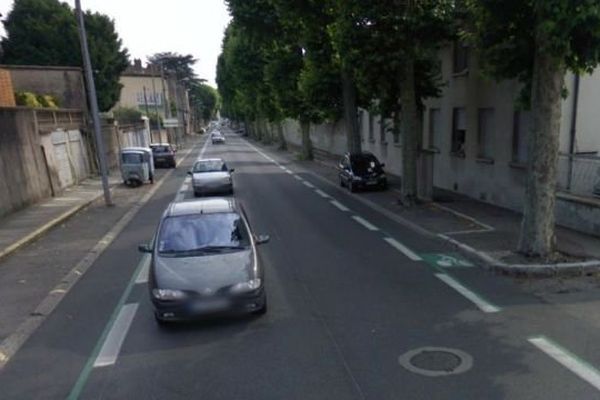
[1, 0, 129, 111]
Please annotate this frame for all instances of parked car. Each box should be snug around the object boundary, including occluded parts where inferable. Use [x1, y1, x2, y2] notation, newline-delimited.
[339, 152, 388, 192]
[120, 147, 154, 187]
[139, 198, 269, 324]
[150, 143, 177, 168]
[211, 131, 226, 144]
[189, 158, 234, 196]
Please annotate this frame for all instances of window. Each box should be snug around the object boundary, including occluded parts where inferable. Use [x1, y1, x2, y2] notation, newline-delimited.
[477, 108, 495, 160]
[122, 153, 143, 164]
[453, 42, 469, 74]
[157, 213, 250, 255]
[512, 110, 532, 164]
[428, 108, 441, 150]
[192, 160, 227, 172]
[451, 108, 466, 157]
[368, 112, 375, 142]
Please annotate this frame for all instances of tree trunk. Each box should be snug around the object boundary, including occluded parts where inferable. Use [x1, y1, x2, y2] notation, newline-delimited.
[300, 119, 313, 160]
[342, 67, 361, 154]
[277, 121, 287, 150]
[399, 59, 419, 205]
[517, 43, 565, 258]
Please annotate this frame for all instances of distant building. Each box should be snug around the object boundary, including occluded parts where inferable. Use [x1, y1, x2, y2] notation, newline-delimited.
[113, 59, 170, 118]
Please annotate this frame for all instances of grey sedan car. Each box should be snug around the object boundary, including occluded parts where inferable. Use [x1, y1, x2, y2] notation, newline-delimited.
[189, 158, 234, 196]
[139, 198, 269, 324]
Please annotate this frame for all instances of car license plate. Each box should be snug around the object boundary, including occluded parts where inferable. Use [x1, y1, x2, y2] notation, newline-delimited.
[367, 179, 378, 185]
[190, 298, 229, 312]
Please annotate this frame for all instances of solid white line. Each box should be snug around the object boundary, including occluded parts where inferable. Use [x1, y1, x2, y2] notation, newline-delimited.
[285, 169, 294, 175]
[529, 336, 600, 392]
[330, 200, 350, 212]
[93, 303, 139, 368]
[435, 273, 500, 313]
[134, 254, 151, 284]
[315, 189, 331, 199]
[383, 237, 422, 261]
[303, 181, 316, 189]
[352, 216, 379, 231]
[174, 192, 184, 202]
[279, 165, 287, 171]
[180, 183, 189, 192]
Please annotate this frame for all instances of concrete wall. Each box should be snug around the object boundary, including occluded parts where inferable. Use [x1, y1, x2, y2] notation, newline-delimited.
[0, 108, 53, 216]
[2, 65, 86, 109]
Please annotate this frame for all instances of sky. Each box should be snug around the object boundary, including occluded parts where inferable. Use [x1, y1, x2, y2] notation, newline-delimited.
[0, 0, 232, 86]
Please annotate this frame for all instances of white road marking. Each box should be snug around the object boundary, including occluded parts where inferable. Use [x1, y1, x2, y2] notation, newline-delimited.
[303, 181, 316, 189]
[383, 237, 422, 261]
[294, 175, 303, 181]
[93, 303, 139, 368]
[315, 189, 331, 199]
[435, 273, 500, 313]
[352, 216, 379, 231]
[330, 200, 350, 212]
[180, 183, 189, 192]
[285, 169, 294, 175]
[174, 192, 185, 202]
[529, 336, 600, 392]
[134, 254, 151, 284]
[279, 165, 287, 171]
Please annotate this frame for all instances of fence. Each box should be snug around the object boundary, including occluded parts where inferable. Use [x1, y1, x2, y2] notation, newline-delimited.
[557, 153, 600, 198]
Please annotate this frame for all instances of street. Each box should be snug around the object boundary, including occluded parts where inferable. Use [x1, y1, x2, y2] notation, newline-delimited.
[0, 130, 599, 399]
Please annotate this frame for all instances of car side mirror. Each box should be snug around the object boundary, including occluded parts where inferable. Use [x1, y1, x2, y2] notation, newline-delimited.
[229, 168, 235, 173]
[254, 234, 270, 245]
[138, 243, 153, 253]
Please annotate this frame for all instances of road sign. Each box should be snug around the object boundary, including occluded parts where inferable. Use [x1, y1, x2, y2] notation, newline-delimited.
[163, 118, 179, 128]
[421, 253, 473, 268]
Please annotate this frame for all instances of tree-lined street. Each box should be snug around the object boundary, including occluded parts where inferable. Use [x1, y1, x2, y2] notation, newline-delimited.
[2, 131, 600, 399]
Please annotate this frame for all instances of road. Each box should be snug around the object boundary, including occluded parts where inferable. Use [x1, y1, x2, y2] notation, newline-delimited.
[2, 130, 600, 399]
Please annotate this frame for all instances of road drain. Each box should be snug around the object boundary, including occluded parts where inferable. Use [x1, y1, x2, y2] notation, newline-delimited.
[398, 347, 473, 377]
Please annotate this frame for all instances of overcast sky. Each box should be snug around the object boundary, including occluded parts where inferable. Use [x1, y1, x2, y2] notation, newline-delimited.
[0, 0, 231, 86]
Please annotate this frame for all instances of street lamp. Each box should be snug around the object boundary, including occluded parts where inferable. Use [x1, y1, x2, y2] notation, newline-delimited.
[74, 0, 113, 206]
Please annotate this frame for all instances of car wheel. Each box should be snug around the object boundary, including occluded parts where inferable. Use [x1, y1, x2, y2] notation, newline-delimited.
[252, 295, 267, 315]
[349, 181, 357, 193]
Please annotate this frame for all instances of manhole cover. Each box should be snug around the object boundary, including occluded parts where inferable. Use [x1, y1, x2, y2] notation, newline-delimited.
[399, 347, 473, 377]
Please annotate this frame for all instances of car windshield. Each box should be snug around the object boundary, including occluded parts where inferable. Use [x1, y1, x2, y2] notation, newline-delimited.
[193, 160, 227, 173]
[151, 146, 170, 153]
[157, 212, 250, 256]
[122, 153, 143, 164]
[351, 156, 380, 174]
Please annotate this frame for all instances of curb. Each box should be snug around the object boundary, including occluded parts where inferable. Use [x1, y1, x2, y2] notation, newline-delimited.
[0, 189, 110, 263]
[438, 234, 600, 277]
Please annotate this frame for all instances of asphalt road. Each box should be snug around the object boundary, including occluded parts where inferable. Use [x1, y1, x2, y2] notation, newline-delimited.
[2, 131, 600, 399]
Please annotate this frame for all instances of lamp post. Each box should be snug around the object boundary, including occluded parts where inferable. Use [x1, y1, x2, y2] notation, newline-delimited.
[74, 0, 112, 206]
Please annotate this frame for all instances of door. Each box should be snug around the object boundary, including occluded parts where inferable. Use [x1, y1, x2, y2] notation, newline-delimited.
[68, 131, 88, 182]
[51, 130, 74, 189]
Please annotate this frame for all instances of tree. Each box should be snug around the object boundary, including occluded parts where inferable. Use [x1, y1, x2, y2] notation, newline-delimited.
[330, 0, 453, 204]
[466, 0, 600, 258]
[148, 52, 199, 84]
[188, 83, 219, 122]
[1, 0, 129, 111]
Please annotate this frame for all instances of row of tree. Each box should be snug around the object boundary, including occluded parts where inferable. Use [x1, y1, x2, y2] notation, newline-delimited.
[216, 0, 600, 259]
[1, 0, 219, 121]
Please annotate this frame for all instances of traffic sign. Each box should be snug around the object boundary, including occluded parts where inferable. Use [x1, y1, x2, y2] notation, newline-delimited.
[163, 118, 179, 128]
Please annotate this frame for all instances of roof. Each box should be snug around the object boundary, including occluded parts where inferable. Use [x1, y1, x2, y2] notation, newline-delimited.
[150, 143, 172, 146]
[166, 198, 237, 217]
[122, 146, 151, 153]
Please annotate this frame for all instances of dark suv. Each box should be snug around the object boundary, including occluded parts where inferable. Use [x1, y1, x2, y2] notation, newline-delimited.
[338, 152, 388, 192]
[150, 143, 176, 168]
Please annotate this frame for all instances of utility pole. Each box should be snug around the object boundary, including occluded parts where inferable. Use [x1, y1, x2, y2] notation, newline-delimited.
[74, 0, 112, 206]
[150, 66, 163, 143]
[143, 86, 152, 141]
[160, 64, 173, 145]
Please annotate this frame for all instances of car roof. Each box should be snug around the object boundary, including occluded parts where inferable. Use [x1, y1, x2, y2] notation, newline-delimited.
[166, 198, 238, 217]
[122, 146, 150, 153]
[150, 143, 171, 146]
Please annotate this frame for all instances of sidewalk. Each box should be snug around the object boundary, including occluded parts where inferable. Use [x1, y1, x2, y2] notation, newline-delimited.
[258, 140, 600, 276]
[0, 175, 121, 261]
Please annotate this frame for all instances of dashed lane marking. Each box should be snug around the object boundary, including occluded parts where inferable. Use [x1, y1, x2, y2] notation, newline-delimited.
[352, 216, 379, 231]
[383, 237, 422, 261]
[435, 273, 500, 313]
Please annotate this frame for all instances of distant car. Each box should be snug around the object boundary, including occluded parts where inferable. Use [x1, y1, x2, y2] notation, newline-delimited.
[150, 143, 176, 168]
[189, 158, 234, 196]
[339, 152, 388, 192]
[211, 132, 226, 144]
[139, 198, 270, 324]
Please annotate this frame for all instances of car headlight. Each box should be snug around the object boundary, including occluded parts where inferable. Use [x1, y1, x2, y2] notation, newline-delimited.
[230, 279, 262, 294]
[152, 288, 187, 300]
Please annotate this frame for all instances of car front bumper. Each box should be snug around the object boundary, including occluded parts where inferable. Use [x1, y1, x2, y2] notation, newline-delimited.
[152, 289, 266, 321]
